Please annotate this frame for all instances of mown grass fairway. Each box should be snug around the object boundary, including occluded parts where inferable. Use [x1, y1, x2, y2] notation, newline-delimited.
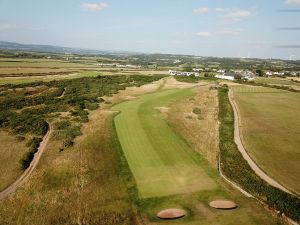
[232, 86, 300, 195]
[113, 89, 217, 198]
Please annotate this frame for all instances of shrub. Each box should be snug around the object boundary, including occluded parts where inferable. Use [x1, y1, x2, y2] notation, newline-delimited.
[62, 139, 74, 148]
[15, 135, 25, 142]
[20, 137, 43, 170]
[192, 107, 201, 115]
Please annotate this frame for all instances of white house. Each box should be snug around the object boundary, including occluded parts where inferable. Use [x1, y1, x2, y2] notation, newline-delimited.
[97, 63, 116, 67]
[243, 75, 255, 81]
[169, 70, 199, 77]
[215, 74, 235, 81]
[169, 70, 177, 75]
[116, 64, 141, 69]
[193, 68, 204, 72]
[266, 71, 273, 76]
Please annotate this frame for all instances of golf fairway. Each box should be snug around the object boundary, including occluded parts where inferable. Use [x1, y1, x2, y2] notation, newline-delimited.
[113, 89, 216, 198]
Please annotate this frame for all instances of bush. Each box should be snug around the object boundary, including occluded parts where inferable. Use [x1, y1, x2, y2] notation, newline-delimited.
[15, 135, 25, 142]
[62, 139, 74, 148]
[20, 137, 43, 170]
[193, 107, 201, 115]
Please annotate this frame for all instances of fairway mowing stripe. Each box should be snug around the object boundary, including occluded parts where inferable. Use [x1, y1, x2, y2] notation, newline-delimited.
[112, 89, 217, 198]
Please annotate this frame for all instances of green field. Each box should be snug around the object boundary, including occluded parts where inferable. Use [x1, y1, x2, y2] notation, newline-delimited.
[113, 89, 217, 198]
[233, 86, 300, 195]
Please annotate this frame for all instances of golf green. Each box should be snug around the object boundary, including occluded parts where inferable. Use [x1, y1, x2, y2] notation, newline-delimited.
[113, 89, 216, 198]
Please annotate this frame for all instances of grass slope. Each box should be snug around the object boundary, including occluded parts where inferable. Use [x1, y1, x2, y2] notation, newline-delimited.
[0, 111, 137, 225]
[113, 89, 217, 198]
[232, 86, 300, 195]
[0, 131, 28, 191]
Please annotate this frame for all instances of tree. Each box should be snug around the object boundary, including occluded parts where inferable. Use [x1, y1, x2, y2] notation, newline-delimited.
[256, 69, 264, 77]
[234, 74, 242, 80]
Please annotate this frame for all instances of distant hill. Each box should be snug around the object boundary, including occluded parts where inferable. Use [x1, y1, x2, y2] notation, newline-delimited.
[0, 41, 135, 55]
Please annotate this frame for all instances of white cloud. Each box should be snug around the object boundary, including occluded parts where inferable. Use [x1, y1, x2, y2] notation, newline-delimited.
[215, 8, 230, 12]
[224, 10, 253, 19]
[196, 32, 212, 37]
[285, 0, 300, 4]
[0, 23, 17, 30]
[221, 10, 254, 23]
[218, 28, 242, 35]
[80, 2, 109, 11]
[193, 8, 210, 14]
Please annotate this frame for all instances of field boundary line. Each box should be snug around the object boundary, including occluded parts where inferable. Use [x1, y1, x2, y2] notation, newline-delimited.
[0, 128, 51, 200]
[228, 89, 293, 194]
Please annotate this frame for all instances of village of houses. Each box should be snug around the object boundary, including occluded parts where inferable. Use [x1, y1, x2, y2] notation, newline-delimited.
[95, 61, 300, 81]
[168, 68, 255, 81]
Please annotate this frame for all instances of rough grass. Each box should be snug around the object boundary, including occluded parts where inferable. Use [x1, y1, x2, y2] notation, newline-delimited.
[0, 110, 137, 225]
[112, 89, 217, 198]
[232, 86, 300, 195]
[166, 85, 219, 167]
[0, 131, 28, 191]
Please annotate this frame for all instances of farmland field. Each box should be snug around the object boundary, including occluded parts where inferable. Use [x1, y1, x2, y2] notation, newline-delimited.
[0, 58, 97, 68]
[232, 86, 300, 195]
[0, 71, 101, 85]
[254, 77, 300, 90]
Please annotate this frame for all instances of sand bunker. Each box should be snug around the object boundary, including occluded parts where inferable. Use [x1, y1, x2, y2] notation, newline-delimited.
[209, 200, 237, 209]
[157, 208, 186, 220]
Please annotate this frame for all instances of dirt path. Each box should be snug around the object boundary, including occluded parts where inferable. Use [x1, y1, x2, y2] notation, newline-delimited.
[228, 89, 293, 195]
[0, 129, 51, 200]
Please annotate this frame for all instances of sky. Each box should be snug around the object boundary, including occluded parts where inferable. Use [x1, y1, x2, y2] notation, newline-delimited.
[0, 0, 300, 59]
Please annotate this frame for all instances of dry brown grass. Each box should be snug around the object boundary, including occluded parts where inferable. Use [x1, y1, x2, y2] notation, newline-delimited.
[0, 80, 167, 225]
[102, 78, 164, 106]
[166, 84, 219, 167]
[0, 67, 77, 75]
[0, 110, 136, 225]
[0, 131, 28, 191]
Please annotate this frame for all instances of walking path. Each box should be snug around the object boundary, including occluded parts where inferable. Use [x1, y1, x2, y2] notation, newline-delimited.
[0, 129, 51, 200]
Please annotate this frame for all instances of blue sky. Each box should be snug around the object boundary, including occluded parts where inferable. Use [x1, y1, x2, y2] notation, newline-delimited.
[0, 0, 300, 59]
